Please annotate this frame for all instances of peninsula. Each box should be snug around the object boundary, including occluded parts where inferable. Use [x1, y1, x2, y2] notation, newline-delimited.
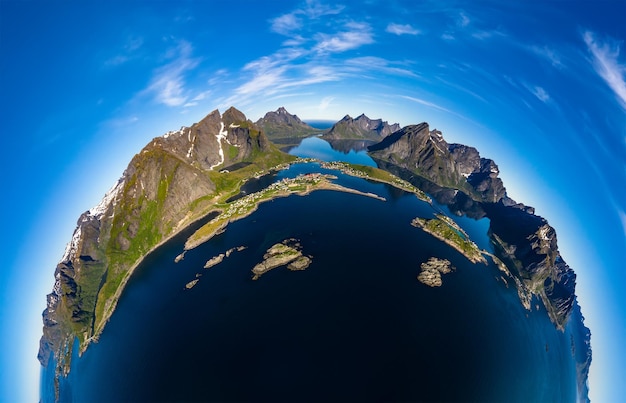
[411, 215, 487, 264]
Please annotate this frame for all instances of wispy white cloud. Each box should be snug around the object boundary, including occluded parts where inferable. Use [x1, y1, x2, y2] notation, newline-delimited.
[104, 55, 131, 67]
[386, 23, 420, 36]
[345, 56, 419, 78]
[434, 76, 488, 103]
[141, 40, 200, 107]
[619, 210, 626, 239]
[281, 65, 340, 88]
[530, 86, 550, 102]
[399, 95, 479, 125]
[319, 96, 334, 111]
[471, 30, 492, 40]
[107, 115, 140, 128]
[271, 0, 344, 36]
[207, 69, 229, 86]
[400, 95, 453, 114]
[271, 13, 302, 35]
[445, 10, 505, 42]
[527, 45, 563, 68]
[237, 67, 287, 95]
[283, 35, 307, 47]
[182, 90, 213, 108]
[191, 90, 211, 102]
[104, 36, 144, 67]
[583, 31, 626, 108]
[227, 46, 335, 103]
[457, 12, 470, 28]
[313, 22, 374, 53]
[302, 0, 344, 18]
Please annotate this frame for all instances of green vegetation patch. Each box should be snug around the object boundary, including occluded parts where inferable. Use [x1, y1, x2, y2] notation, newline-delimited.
[412, 216, 486, 264]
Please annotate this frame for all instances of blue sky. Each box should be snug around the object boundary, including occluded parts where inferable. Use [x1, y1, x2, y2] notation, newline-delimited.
[1, 1, 624, 401]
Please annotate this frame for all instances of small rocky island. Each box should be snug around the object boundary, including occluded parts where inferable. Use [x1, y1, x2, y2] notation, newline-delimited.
[252, 239, 312, 280]
[417, 257, 456, 287]
[204, 245, 247, 269]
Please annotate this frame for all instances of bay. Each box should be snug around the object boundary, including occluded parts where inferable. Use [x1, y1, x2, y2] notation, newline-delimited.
[54, 137, 577, 402]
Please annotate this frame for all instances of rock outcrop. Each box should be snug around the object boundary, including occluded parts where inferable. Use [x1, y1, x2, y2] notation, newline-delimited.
[323, 113, 400, 141]
[251, 239, 311, 280]
[417, 257, 456, 287]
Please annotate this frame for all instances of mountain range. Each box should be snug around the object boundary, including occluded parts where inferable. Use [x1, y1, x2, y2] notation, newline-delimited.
[322, 114, 400, 141]
[39, 106, 591, 401]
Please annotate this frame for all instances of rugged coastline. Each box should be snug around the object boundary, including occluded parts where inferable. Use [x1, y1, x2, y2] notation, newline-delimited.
[184, 173, 385, 251]
[39, 106, 591, 403]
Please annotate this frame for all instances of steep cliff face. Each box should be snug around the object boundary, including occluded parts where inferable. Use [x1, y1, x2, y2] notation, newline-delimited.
[323, 113, 400, 141]
[368, 123, 507, 202]
[368, 123, 467, 189]
[367, 122, 577, 328]
[39, 107, 276, 371]
[367, 122, 590, 398]
[485, 203, 577, 329]
[256, 106, 320, 140]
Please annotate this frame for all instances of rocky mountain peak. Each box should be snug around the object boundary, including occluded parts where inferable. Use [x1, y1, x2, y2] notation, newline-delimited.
[38, 106, 277, 371]
[255, 107, 319, 140]
[323, 113, 400, 141]
[257, 106, 307, 126]
[368, 122, 507, 202]
[222, 106, 247, 127]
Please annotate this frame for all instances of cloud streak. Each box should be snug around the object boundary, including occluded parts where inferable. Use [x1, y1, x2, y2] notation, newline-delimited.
[530, 85, 550, 103]
[104, 36, 144, 67]
[583, 31, 626, 108]
[313, 22, 374, 53]
[271, 0, 344, 37]
[319, 96, 334, 111]
[141, 40, 200, 107]
[400, 95, 454, 114]
[271, 13, 302, 35]
[527, 45, 563, 68]
[386, 23, 420, 36]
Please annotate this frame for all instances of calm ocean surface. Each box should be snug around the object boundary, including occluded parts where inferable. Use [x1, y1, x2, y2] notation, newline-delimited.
[50, 137, 577, 402]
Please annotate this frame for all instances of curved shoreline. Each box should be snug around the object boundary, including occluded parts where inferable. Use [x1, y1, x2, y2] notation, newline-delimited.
[83, 168, 388, 354]
[81, 208, 222, 354]
[185, 177, 385, 251]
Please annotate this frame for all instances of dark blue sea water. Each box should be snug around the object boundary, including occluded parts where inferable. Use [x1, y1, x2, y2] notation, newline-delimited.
[47, 137, 578, 402]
